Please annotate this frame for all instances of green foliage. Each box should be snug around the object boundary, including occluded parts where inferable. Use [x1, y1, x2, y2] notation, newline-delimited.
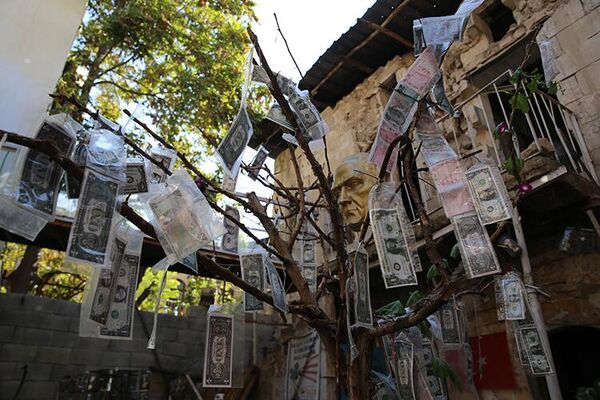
[450, 243, 461, 260]
[510, 93, 530, 114]
[432, 356, 462, 390]
[502, 156, 525, 180]
[375, 300, 405, 318]
[406, 290, 424, 308]
[54, 0, 264, 166]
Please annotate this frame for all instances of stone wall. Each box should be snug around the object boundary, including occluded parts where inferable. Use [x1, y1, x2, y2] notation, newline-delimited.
[0, 293, 275, 399]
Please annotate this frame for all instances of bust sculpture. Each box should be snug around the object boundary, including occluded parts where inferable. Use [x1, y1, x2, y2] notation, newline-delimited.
[332, 153, 378, 231]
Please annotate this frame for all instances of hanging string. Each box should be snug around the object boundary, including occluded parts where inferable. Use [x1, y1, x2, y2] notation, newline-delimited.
[147, 268, 169, 350]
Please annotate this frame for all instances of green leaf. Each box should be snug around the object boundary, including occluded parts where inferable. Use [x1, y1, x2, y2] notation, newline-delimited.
[375, 300, 405, 318]
[427, 264, 440, 282]
[512, 93, 530, 114]
[418, 321, 432, 338]
[547, 81, 559, 95]
[514, 157, 525, 175]
[510, 68, 523, 85]
[527, 78, 539, 93]
[406, 290, 424, 307]
[432, 357, 462, 391]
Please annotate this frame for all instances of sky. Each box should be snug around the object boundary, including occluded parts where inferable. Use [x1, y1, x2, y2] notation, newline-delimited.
[251, 0, 375, 81]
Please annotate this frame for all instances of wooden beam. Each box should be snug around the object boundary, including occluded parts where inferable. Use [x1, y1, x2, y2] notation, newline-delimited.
[357, 18, 413, 47]
[310, 0, 415, 97]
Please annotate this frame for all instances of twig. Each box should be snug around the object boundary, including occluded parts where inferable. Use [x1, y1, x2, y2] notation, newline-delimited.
[273, 13, 303, 79]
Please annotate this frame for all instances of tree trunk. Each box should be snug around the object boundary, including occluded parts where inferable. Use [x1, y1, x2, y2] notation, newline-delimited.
[348, 331, 372, 400]
[6, 245, 40, 293]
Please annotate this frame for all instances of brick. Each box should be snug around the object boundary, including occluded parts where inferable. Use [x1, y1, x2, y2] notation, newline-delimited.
[0, 381, 20, 398]
[187, 306, 207, 319]
[0, 344, 37, 362]
[25, 294, 58, 314]
[129, 352, 157, 368]
[155, 354, 188, 374]
[49, 331, 80, 348]
[99, 351, 130, 367]
[36, 346, 71, 364]
[54, 300, 80, 316]
[0, 362, 19, 380]
[0, 293, 26, 308]
[17, 381, 59, 399]
[155, 327, 177, 342]
[188, 318, 206, 331]
[177, 330, 203, 345]
[156, 341, 188, 357]
[66, 317, 80, 333]
[13, 327, 53, 346]
[69, 349, 103, 365]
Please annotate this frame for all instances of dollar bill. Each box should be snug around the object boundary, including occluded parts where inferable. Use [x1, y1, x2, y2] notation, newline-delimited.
[452, 212, 500, 279]
[370, 208, 418, 288]
[466, 164, 511, 225]
[286, 331, 320, 400]
[353, 246, 373, 327]
[180, 252, 198, 274]
[221, 205, 240, 253]
[517, 324, 553, 375]
[148, 147, 176, 185]
[266, 102, 294, 132]
[301, 263, 317, 293]
[416, 134, 457, 166]
[216, 107, 253, 177]
[422, 337, 447, 399]
[247, 146, 269, 180]
[149, 188, 209, 262]
[203, 313, 234, 387]
[18, 120, 76, 216]
[395, 334, 416, 400]
[123, 161, 149, 194]
[265, 257, 287, 313]
[438, 302, 461, 344]
[66, 169, 119, 266]
[240, 253, 265, 312]
[99, 251, 140, 339]
[89, 236, 127, 325]
[287, 89, 328, 141]
[501, 274, 526, 320]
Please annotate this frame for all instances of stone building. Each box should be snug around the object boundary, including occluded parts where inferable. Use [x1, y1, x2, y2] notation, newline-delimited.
[253, 0, 600, 398]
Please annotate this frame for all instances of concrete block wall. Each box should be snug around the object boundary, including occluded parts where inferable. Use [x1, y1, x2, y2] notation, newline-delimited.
[0, 293, 208, 399]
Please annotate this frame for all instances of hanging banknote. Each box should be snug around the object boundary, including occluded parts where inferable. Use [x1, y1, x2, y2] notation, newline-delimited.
[416, 133, 457, 166]
[431, 77, 455, 117]
[466, 163, 512, 225]
[438, 301, 461, 344]
[353, 245, 373, 327]
[394, 333, 416, 400]
[99, 238, 142, 339]
[302, 234, 318, 293]
[180, 252, 198, 274]
[266, 102, 294, 132]
[89, 235, 127, 325]
[369, 47, 439, 171]
[265, 257, 287, 313]
[240, 253, 265, 312]
[86, 130, 126, 181]
[148, 146, 176, 185]
[422, 337, 447, 399]
[287, 88, 328, 141]
[286, 331, 320, 400]
[495, 273, 526, 321]
[222, 205, 240, 253]
[216, 107, 253, 177]
[516, 323, 553, 375]
[247, 146, 269, 180]
[430, 159, 475, 218]
[67, 137, 89, 199]
[123, 160, 149, 194]
[66, 169, 120, 267]
[203, 313, 234, 387]
[452, 212, 500, 279]
[17, 114, 77, 218]
[370, 208, 418, 288]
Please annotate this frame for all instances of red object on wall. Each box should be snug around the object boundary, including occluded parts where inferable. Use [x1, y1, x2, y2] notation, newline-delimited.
[469, 331, 517, 389]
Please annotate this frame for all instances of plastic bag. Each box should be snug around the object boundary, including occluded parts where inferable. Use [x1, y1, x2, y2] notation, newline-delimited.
[369, 182, 421, 288]
[147, 169, 224, 264]
[123, 159, 151, 195]
[147, 145, 176, 185]
[86, 129, 127, 182]
[430, 159, 475, 218]
[240, 252, 265, 312]
[215, 106, 253, 178]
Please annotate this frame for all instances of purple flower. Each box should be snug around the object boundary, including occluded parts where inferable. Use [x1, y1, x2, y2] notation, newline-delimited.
[518, 181, 532, 193]
[496, 122, 509, 135]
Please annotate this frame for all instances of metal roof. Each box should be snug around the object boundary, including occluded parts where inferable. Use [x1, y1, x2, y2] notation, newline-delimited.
[298, 0, 463, 109]
[252, 0, 462, 156]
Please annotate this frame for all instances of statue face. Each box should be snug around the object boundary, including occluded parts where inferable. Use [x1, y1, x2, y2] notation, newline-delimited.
[333, 153, 377, 230]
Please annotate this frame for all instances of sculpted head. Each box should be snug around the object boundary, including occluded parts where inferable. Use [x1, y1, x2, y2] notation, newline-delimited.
[333, 153, 378, 231]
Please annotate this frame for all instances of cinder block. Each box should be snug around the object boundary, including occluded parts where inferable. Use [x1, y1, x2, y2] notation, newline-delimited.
[177, 330, 203, 345]
[100, 351, 130, 367]
[188, 318, 206, 331]
[36, 346, 71, 364]
[187, 306, 207, 319]
[54, 300, 80, 317]
[155, 354, 190, 374]
[0, 362, 19, 381]
[0, 381, 20, 398]
[50, 332, 80, 348]
[25, 363, 52, 381]
[78, 337, 110, 351]
[129, 352, 157, 368]
[69, 349, 103, 365]
[156, 327, 178, 341]
[17, 381, 59, 399]
[156, 341, 188, 357]
[66, 317, 80, 333]
[14, 327, 53, 346]
[0, 326, 15, 342]
[0, 344, 37, 362]
[26, 294, 59, 314]
[109, 338, 148, 352]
